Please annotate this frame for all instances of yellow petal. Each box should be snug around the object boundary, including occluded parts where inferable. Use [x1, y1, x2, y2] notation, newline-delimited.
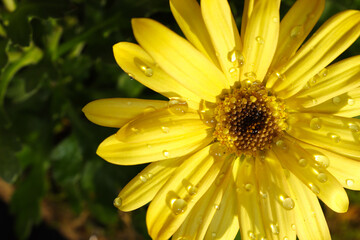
[113, 42, 201, 109]
[116, 158, 183, 212]
[82, 98, 168, 128]
[273, 136, 349, 213]
[287, 172, 331, 240]
[287, 55, 360, 109]
[268, 10, 360, 98]
[146, 144, 226, 240]
[299, 87, 360, 118]
[270, 0, 325, 69]
[241, 0, 254, 39]
[173, 156, 236, 240]
[296, 141, 360, 191]
[255, 151, 296, 240]
[204, 161, 239, 240]
[242, 0, 279, 82]
[236, 156, 266, 240]
[287, 112, 360, 160]
[97, 109, 213, 165]
[169, 0, 219, 65]
[201, 0, 242, 85]
[132, 18, 229, 103]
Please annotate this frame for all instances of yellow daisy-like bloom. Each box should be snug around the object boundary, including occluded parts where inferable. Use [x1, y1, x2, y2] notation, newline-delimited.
[83, 0, 360, 239]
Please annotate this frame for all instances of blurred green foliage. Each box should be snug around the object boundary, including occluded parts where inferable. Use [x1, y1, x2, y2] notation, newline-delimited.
[0, 0, 359, 239]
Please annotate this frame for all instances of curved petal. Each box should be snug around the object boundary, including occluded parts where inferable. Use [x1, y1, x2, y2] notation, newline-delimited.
[242, 0, 279, 82]
[146, 144, 226, 240]
[255, 151, 296, 240]
[82, 98, 168, 128]
[97, 109, 213, 165]
[173, 155, 234, 240]
[236, 156, 266, 240]
[132, 18, 229, 103]
[270, 0, 325, 69]
[287, 112, 360, 160]
[204, 161, 239, 240]
[268, 10, 360, 98]
[299, 87, 360, 118]
[273, 136, 349, 213]
[115, 158, 183, 212]
[113, 42, 201, 109]
[287, 55, 360, 109]
[296, 141, 360, 191]
[287, 172, 331, 240]
[169, 0, 219, 65]
[201, 0, 242, 85]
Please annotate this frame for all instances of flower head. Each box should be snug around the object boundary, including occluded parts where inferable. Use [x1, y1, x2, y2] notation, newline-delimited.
[83, 0, 360, 239]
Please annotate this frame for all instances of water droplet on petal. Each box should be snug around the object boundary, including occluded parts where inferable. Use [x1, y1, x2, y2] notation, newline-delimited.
[170, 198, 188, 215]
[328, 133, 340, 143]
[113, 197, 122, 208]
[290, 25, 304, 38]
[309, 183, 320, 194]
[332, 96, 341, 105]
[163, 150, 170, 158]
[214, 204, 220, 210]
[346, 179, 354, 187]
[260, 191, 268, 199]
[291, 224, 296, 231]
[211, 232, 217, 238]
[139, 175, 147, 183]
[248, 231, 256, 239]
[244, 183, 254, 192]
[282, 197, 295, 210]
[168, 97, 188, 115]
[284, 237, 289, 240]
[272, 17, 279, 23]
[310, 117, 322, 130]
[140, 65, 153, 77]
[161, 126, 170, 133]
[348, 98, 355, 106]
[245, 72, 257, 80]
[143, 106, 157, 114]
[186, 184, 198, 196]
[317, 173, 328, 183]
[275, 140, 288, 150]
[348, 123, 360, 132]
[270, 224, 279, 235]
[314, 155, 329, 168]
[255, 36, 265, 44]
[298, 158, 307, 167]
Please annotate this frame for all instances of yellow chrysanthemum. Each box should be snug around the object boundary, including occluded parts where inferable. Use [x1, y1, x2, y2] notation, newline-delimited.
[83, 0, 360, 239]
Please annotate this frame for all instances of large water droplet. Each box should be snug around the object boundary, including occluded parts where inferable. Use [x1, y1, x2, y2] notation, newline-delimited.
[309, 183, 320, 194]
[317, 173, 328, 183]
[113, 197, 122, 208]
[170, 198, 188, 215]
[298, 158, 307, 167]
[290, 25, 304, 38]
[275, 140, 288, 150]
[270, 224, 279, 235]
[348, 123, 360, 132]
[139, 175, 147, 183]
[244, 72, 257, 80]
[168, 97, 188, 115]
[255, 36, 265, 44]
[347, 98, 355, 106]
[328, 133, 340, 143]
[186, 184, 198, 196]
[310, 117, 322, 130]
[332, 96, 341, 105]
[282, 197, 295, 210]
[140, 65, 153, 77]
[314, 155, 329, 168]
[346, 179, 354, 187]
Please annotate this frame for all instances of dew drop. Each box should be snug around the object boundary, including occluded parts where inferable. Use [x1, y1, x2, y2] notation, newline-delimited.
[298, 158, 307, 167]
[284, 237, 289, 240]
[314, 155, 329, 168]
[310, 117, 322, 130]
[272, 17, 279, 23]
[275, 140, 288, 150]
[348, 123, 360, 132]
[128, 73, 135, 79]
[347, 98, 355, 106]
[211, 232, 217, 238]
[244, 183, 254, 192]
[186, 185, 198, 196]
[168, 97, 188, 115]
[143, 106, 156, 114]
[161, 126, 170, 133]
[346, 179, 354, 187]
[317, 173, 328, 183]
[170, 198, 188, 215]
[245, 72, 257, 80]
[255, 36, 265, 44]
[291, 224, 296, 231]
[140, 65, 153, 77]
[274, 72, 285, 81]
[163, 150, 170, 158]
[328, 133, 340, 143]
[309, 183, 320, 194]
[260, 191, 268, 199]
[227, 49, 241, 63]
[214, 204, 220, 210]
[113, 197, 122, 208]
[332, 96, 341, 105]
[248, 231, 256, 239]
[229, 67, 237, 73]
[139, 175, 147, 183]
[282, 197, 295, 210]
[290, 25, 304, 38]
[270, 224, 279, 235]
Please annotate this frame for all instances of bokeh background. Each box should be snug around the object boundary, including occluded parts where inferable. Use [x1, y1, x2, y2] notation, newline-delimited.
[0, 0, 359, 239]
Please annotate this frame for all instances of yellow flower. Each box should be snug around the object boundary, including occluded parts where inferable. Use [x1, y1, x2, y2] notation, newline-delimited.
[83, 0, 360, 239]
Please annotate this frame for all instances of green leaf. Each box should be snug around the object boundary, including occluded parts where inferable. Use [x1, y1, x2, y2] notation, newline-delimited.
[5, 0, 72, 46]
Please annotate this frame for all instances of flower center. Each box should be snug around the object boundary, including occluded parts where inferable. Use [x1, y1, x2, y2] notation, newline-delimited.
[214, 82, 287, 156]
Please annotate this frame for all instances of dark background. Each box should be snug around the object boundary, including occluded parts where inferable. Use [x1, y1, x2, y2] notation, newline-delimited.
[0, 0, 359, 239]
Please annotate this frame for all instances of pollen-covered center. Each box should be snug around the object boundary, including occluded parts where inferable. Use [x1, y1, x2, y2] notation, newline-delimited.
[214, 82, 287, 156]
